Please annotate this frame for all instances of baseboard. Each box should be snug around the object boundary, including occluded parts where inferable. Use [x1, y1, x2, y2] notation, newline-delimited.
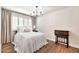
[47, 39, 55, 41]
[69, 43, 79, 49]
[47, 39, 79, 49]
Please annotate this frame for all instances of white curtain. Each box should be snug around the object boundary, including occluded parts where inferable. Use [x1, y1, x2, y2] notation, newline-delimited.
[1, 9, 11, 44]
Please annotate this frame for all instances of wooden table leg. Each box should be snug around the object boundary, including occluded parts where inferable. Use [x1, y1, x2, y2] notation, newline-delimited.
[66, 37, 69, 48]
[55, 36, 58, 44]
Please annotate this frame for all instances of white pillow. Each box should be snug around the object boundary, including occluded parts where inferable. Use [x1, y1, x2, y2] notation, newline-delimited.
[17, 26, 25, 32]
[24, 26, 32, 32]
[17, 26, 32, 32]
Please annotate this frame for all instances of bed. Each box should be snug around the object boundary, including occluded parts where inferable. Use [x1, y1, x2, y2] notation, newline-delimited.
[14, 32, 47, 53]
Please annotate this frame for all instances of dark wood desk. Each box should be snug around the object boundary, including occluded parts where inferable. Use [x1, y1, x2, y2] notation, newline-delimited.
[54, 30, 69, 48]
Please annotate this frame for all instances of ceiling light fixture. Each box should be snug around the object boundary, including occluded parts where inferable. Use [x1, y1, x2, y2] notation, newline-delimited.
[31, 6, 43, 17]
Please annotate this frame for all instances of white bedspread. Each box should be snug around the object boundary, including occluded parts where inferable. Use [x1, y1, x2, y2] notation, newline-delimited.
[14, 32, 47, 53]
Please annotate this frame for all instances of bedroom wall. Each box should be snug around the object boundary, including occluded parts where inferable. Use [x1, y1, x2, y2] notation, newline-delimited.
[0, 7, 1, 52]
[32, 17, 37, 29]
[37, 7, 79, 48]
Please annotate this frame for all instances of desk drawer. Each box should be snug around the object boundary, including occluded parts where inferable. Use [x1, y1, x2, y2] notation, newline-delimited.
[55, 30, 69, 36]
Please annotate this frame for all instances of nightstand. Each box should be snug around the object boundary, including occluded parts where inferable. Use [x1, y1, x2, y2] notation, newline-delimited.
[13, 30, 17, 34]
[33, 30, 38, 32]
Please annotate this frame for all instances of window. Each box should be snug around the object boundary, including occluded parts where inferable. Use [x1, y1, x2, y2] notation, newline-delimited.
[19, 17, 23, 26]
[11, 16, 18, 30]
[24, 18, 28, 26]
[11, 13, 32, 31]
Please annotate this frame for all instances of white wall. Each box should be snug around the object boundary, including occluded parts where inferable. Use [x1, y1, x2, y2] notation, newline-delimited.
[0, 7, 1, 52]
[37, 7, 79, 48]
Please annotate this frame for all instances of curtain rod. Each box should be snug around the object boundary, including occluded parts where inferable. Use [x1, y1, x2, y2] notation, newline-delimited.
[1, 7, 33, 17]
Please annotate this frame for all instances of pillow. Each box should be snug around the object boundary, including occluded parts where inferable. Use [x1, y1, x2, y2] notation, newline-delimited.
[24, 26, 32, 32]
[17, 26, 32, 32]
[17, 26, 25, 32]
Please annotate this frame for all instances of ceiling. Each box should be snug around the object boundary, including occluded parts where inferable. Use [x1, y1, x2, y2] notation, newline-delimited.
[3, 6, 67, 16]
